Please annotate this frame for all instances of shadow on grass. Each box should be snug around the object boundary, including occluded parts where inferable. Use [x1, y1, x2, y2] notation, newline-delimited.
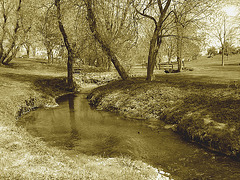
[3, 58, 67, 72]
[1, 72, 70, 96]
[1, 72, 52, 82]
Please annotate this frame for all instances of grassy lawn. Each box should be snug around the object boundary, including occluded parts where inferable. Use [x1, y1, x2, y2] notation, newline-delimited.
[0, 58, 164, 180]
[88, 54, 240, 158]
[183, 54, 240, 82]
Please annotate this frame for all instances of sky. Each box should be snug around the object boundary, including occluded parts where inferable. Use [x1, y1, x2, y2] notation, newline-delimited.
[205, 4, 239, 51]
[222, 5, 239, 17]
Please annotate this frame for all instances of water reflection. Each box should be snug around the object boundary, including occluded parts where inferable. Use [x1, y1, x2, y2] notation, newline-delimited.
[68, 95, 79, 142]
[18, 94, 240, 179]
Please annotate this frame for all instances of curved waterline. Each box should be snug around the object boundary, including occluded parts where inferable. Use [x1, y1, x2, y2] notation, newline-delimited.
[18, 93, 240, 179]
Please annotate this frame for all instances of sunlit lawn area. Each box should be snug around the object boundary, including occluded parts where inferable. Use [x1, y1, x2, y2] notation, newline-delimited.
[183, 54, 240, 82]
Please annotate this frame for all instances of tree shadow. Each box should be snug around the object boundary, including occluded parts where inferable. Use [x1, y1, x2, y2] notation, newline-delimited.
[1, 72, 69, 96]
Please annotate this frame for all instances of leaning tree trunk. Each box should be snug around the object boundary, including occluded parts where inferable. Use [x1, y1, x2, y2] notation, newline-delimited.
[85, 0, 128, 80]
[55, 0, 74, 91]
[4, 46, 20, 64]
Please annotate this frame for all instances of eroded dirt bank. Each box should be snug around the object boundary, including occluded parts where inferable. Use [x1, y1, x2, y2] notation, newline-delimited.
[87, 77, 240, 159]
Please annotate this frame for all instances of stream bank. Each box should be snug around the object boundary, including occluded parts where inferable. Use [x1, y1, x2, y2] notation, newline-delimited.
[87, 77, 240, 159]
[18, 92, 240, 179]
[0, 60, 164, 179]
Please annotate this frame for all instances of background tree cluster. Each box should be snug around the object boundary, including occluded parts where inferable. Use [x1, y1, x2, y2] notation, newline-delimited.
[1, 0, 239, 88]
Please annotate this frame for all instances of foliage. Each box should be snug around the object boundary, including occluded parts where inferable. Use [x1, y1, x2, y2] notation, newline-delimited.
[36, 4, 63, 63]
[0, 0, 22, 64]
[207, 46, 218, 56]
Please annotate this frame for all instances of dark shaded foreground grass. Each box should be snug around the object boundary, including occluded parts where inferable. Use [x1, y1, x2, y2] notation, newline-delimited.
[88, 56, 240, 159]
[0, 58, 165, 180]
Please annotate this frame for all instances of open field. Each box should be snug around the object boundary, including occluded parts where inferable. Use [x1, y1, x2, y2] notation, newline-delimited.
[0, 58, 164, 180]
[183, 55, 240, 82]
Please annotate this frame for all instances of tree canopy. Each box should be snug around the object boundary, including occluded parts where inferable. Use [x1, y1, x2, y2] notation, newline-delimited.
[0, 0, 239, 86]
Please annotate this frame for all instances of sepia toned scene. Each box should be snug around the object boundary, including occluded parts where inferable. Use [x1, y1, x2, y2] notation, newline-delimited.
[1, 0, 240, 179]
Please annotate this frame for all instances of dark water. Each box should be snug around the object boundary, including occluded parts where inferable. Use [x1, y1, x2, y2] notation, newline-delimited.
[18, 93, 240, 179]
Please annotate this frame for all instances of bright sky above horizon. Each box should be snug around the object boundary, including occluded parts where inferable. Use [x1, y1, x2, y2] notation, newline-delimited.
[222, 5, 239, 17]
[205, 4, 239, 50]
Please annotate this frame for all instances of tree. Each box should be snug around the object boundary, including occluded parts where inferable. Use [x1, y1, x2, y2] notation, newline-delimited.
[0, 0, 22, 64]
[210, 13, 238, 66]
[161, 37, 176, 63]
[55, 0, 75, 91]
[134, 0, 218, 78]
[84, 0, 129, 80]
[18, 0, 36, 58]
[42, 7, 62, 63]
[207, 46, 217, 57]
[134, 0, 172, 81]
[171, 0, 217, 71]
[27, 1, 63, 63]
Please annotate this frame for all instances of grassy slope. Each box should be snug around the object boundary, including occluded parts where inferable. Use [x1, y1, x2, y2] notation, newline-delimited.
[88, 55, 240, 158]
[0, 58, 165, 180]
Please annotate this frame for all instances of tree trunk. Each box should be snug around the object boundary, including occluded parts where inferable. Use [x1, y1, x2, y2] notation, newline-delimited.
[176, 22, 183, 72]
[55, 0, 74, 91]
[25, 44, 30, 58]
[32, 47, 36, 57]
[85, 0, 128, 80]
[47, 49, 53, 64]
[221, 47, 224, 66]
[147, 29, 161, 81]
[144, 0, 171, 81]
[26, 45, 30, 58]
[1, 0, 21, 65]
[4, 46, 20, 64]
[0, 42, 4, 64]
[176, 38, 182, 72]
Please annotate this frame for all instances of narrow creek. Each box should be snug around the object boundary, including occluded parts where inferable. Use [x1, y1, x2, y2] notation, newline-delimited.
[17, 93, 240, 179]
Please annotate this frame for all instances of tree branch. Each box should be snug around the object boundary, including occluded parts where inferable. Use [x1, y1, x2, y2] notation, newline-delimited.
[134, 6, 157, 26]
[157, 0, 163, 13]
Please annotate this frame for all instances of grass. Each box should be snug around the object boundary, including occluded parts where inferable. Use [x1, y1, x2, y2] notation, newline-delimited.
[0, 58, 166, 180]
[88, 54, 240, 158]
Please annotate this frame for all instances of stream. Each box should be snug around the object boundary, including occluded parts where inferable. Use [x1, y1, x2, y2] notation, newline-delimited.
[17, 93, 240, 179]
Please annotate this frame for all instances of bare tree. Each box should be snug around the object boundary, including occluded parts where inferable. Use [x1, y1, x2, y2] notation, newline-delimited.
[134, 0, 172, 81]
[0, 0, 22, 65]
[133, 0, 218, 77]
[84, 0, 129, 80]
[168, 0, 217, 71]
[210, 11, 238, 66]
[40, 6, 62, 63]
[55, 0, 75, 91]
[162, 37, 176, 63]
